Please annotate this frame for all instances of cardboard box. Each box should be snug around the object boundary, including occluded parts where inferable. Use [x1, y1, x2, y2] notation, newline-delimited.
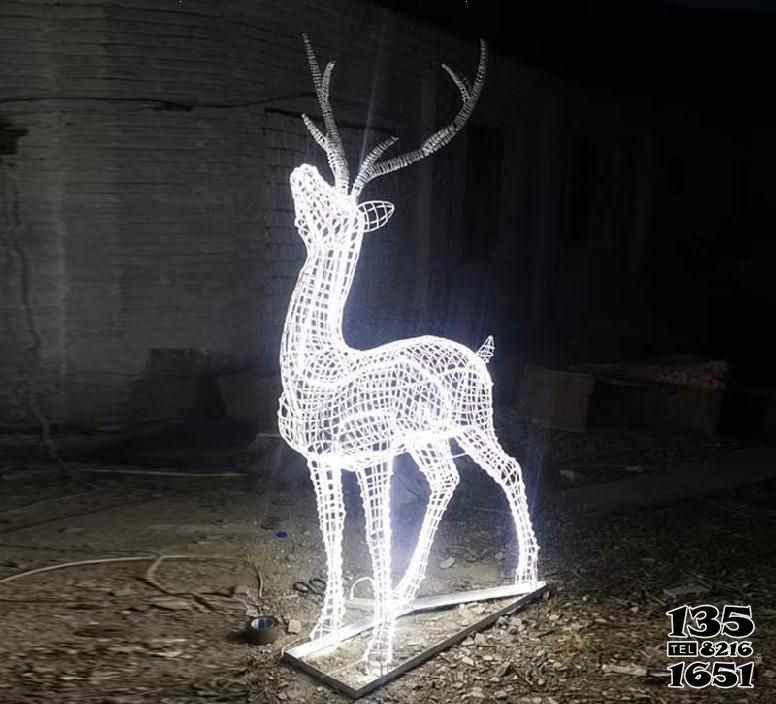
[217, 372, 281, 431]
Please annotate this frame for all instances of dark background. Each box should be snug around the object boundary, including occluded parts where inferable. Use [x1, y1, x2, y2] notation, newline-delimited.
[379, 0, 776, 127]
[1, 0, 774, 433]
[380, 0, 776, 387]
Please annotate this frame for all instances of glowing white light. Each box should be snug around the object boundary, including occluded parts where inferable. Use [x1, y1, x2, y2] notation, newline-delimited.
[277, 36, 539, 668]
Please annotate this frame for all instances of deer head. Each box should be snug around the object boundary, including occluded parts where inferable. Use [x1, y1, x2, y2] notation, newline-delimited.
[291, 164, 395, 252]
[292, 34, 487, 251]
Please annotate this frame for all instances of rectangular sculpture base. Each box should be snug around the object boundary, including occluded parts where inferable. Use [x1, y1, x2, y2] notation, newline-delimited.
[283, 582, 548, 699]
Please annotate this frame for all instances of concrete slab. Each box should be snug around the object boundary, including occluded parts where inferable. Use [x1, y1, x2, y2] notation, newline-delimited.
[552, 446, 776, 510]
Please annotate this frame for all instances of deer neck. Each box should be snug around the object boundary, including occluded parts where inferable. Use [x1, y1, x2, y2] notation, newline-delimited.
[280, 238, 362, 383]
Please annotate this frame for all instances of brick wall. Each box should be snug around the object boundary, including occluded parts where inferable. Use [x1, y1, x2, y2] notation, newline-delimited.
[0, 0, 513, 429]
[0, 0, 760, 430]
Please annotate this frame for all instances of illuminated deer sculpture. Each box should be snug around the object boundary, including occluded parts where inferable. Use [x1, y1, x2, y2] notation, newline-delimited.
[278, 36, 539, 667]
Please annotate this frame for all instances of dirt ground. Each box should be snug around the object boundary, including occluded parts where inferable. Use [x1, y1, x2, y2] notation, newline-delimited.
[1, 418, 774, 703]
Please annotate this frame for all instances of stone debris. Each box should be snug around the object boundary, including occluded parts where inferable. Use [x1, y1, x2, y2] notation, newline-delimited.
[601, 663, 647, 677]
[494, 661, 512, 678]
[439, 556, 455, 569]
[148, 596, 194, 611]
[109, 587, 134, 597]
[107, 645, 146, 655]
[287, 619, 302, 635]
[662, 582, 710, 599]
[146, 637, 187, 646]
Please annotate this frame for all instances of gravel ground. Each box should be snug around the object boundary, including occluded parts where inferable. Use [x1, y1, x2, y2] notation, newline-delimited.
[0, 424, 773, 703]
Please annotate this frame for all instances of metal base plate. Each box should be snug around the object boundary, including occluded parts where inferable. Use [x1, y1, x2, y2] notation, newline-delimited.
[283, 582, 547, 699]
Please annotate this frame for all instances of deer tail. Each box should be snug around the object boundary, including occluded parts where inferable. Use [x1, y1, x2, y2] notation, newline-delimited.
[476, 335, 495, 364]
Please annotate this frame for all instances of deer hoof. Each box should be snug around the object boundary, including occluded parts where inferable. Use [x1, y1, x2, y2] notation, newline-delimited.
[363, 644, 393, 669]
[310, 614, 343, 640]
[391, 588, 415, 613]
[513, 576, 541, 593]
[362, 625, 394, 668]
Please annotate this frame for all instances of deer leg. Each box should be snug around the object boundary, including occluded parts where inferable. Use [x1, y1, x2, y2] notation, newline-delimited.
[394, 441, 459, 608]
[308, 460, 346, 639]
[356, 461, 395, 668]
[456, 428, 539, 587]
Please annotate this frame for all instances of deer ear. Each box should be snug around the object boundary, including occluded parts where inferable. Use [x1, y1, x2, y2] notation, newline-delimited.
[358, 200, 395, 232]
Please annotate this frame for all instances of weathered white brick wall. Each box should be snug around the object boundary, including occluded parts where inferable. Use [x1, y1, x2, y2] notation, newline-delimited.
[0, 0, 746, 429]
[0, 0, 512, 428]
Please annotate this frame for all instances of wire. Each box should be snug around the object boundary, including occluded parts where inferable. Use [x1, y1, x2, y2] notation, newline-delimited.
[0, 553, 236, 586]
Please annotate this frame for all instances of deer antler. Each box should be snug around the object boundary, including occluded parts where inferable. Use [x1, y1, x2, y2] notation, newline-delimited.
[301, 34, 350, 192]
[351, 39, 487, 198]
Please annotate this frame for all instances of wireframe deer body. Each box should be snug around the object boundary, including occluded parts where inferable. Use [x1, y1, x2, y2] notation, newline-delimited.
[278, 36, 539, 666]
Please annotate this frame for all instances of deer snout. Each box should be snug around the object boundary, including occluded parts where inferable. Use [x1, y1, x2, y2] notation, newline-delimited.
[290, 163, 324, 192]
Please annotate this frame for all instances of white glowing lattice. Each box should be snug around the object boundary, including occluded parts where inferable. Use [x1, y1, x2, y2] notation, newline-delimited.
[277, 36, 539, 667]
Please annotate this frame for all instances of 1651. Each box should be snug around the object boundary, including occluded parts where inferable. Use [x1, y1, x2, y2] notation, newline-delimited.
[668, 661, 754, 689]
